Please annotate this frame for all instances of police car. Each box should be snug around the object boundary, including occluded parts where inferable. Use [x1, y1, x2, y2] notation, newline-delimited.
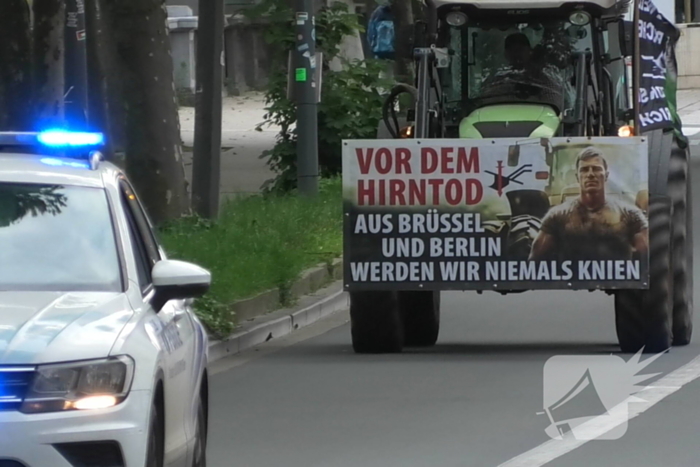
[0, 131, 211, 467]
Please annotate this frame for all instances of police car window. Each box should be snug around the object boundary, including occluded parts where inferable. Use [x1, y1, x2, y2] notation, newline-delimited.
[122, 190, 152, 290]
[0, 183, 121, 292]
[119, 181, 161, 267]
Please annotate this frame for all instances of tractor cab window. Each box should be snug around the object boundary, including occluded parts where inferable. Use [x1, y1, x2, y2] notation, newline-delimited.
[442, 17, 594, 122]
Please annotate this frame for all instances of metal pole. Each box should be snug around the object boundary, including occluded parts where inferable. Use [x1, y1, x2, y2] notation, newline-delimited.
[64, 0, 88, 128]
[192, 0, 224, 218]
[294, 0, 319, 196]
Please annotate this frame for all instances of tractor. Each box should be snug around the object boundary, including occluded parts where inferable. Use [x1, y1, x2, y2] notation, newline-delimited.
[344, 0, 692, 355]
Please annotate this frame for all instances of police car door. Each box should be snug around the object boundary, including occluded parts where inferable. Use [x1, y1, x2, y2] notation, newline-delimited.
[119, 179, 196, 466]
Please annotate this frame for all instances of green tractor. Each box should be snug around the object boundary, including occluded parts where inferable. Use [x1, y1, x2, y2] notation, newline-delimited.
[347, 0, 692, 355]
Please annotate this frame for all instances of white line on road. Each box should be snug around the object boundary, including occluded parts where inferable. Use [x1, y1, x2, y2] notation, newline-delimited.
[497, 353, 700, 467]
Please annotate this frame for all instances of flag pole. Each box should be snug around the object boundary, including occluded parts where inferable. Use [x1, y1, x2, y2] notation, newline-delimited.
[633, 0, 641, 134]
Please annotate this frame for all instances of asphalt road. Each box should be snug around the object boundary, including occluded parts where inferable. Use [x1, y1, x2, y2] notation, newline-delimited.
[206, 159, 700, 467]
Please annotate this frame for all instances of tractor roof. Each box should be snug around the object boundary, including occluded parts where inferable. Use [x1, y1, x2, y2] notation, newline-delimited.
[433, 0, 629, 10]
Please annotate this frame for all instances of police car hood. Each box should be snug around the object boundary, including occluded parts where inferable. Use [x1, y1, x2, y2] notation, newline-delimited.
[0, 291, 132, 364]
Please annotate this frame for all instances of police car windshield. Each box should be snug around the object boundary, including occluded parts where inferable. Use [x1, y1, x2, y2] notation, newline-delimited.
[0, 182, 121, 292]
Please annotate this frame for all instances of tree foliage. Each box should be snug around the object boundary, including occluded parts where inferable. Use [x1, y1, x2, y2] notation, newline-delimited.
[245, 0, 392, 193]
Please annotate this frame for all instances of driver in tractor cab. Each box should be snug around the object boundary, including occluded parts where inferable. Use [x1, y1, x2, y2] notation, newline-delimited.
[504, 32, 534, 69]
[480, 32, 561, 103]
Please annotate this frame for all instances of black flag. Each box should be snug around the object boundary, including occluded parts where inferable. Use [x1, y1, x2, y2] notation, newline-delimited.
[636, 0, 684, 136]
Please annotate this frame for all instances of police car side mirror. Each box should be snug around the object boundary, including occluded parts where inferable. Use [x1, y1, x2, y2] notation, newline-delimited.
[151, 259, 211, 312]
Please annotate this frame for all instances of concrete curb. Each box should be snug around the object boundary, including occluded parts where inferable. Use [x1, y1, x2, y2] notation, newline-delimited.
[207, 285, 349, 363]
[227, 257, 343, 323]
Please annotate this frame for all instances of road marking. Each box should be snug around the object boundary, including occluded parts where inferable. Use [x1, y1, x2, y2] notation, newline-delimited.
[497, 353, 700, 467]
[684, 127, 700, 136]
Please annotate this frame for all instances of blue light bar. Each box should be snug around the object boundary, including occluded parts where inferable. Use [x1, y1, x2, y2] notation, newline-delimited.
[36, 130, 104, 147]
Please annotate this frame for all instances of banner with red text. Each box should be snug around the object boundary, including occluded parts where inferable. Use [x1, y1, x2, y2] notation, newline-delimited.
[342, 137, 650, 291]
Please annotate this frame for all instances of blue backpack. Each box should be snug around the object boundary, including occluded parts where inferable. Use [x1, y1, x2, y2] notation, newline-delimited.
[369, 7, 395, 59]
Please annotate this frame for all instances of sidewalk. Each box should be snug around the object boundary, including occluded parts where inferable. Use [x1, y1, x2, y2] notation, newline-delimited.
[178, 92, 279, 201]
[678, 89, 700, 137]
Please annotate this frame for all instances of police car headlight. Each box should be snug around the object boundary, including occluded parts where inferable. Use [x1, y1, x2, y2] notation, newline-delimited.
[20, 356, 135, 414]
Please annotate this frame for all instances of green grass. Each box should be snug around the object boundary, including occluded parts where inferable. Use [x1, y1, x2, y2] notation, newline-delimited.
[158, 177, 343, 336]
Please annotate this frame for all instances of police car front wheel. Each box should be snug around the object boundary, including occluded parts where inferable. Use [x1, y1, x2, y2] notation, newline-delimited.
[192, 393, 208, 467]
[146, 397, 165, 467]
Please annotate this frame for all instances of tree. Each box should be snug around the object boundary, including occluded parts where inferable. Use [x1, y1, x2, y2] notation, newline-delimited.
[84, 0, 115, 155]
[100, 0, 189, 225]
[0, 0, 33, 130]
[33, 0, 66, 128]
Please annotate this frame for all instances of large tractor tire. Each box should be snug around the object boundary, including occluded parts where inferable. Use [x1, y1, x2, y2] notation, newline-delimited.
[614, 197, 674, 353]
[350, 291, 403, 353]
[670, 142, 694, 346]
[399, 291, 440, 347]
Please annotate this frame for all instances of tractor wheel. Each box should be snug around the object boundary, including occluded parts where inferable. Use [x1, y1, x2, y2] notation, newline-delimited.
[350, 291, 403, 353]
[399, 291, 440, 347]
[614, 197, 673, 353]
[670, 141, 694, 346]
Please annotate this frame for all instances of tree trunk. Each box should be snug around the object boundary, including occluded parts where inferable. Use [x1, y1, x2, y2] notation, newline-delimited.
[0, 0, 33, 130]
[33, 0, 66, 128]
[85, 0, 116, 158]
[102, 0, 189, 225]
[95, 0, 127, 158]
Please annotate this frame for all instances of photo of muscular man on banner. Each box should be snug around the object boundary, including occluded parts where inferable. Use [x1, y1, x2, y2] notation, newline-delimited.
[529, 146, 649, 262]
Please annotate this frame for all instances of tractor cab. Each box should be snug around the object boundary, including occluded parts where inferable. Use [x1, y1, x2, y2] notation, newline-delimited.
[397, 0, 635, 140]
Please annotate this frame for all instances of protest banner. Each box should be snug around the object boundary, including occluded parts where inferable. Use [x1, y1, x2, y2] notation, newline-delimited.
[342, 137, 650, 291]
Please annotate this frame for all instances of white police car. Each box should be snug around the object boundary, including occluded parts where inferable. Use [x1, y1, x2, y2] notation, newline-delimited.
[0, 131, 211, 467]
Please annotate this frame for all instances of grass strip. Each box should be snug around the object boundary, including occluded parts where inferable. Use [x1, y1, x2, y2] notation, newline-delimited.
[157, 177, 343, 337]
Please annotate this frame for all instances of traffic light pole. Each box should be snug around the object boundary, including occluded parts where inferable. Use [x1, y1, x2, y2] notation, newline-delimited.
[293, 0, 319, 196]
[192, 0, 224, 218]
[64, 0, 88, 127]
